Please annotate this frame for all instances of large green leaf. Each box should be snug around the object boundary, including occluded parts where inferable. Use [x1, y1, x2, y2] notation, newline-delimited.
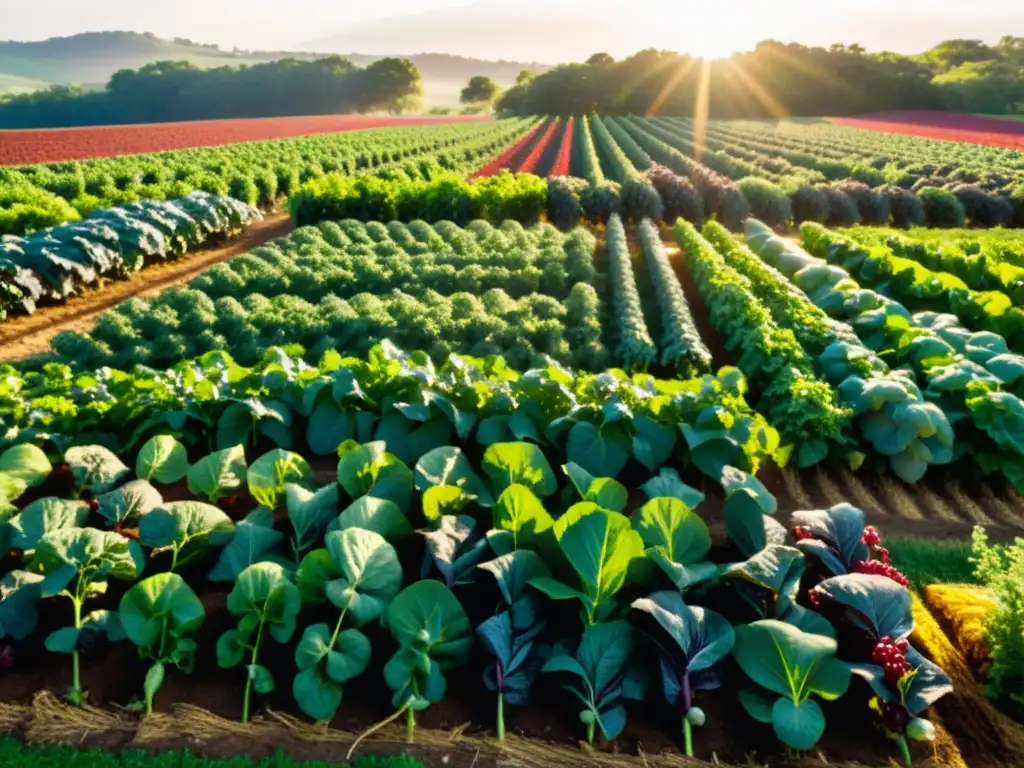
[186, 445, 247, 503]
[639, 468, 704, 508]
[138, 501, 236, 568]
[630, 591, 734, 674]
[723, 545, 805, 617]
[482, 442, 557, 498]
[723, 488, 771, 558]
[632, 415, 677, 473]
[287, 482, 339, 557]
[0, 443, 51, 489]
[632, 497, 710, 565]
[415, 446, 494, 506]
[135, 435, 190, 484]
[65, 445, 130, 494]
[336, 441, 413, 512]
[0, 570, 44, 640]
[385, 580, 472, 669]
[247, 449, 311, 509]
[96, 480, 162, 528]
[10, 497, 89, 554]
[478, 549, 551, 607]
[225, 562, 301, 646]
[328, 495, 412, 542]
[118, 572, 204, 667]
[31, 527, 142, 586]
[563, 462, 628, 513]
[812, 573, 913, 640]
[772, 698, 826, 752]
[208, 507, 285, 582]
[493, 484, 554, 549]
[719, 466, 776, 515]
[300, 528, 402, 627]
[566, 422, 630, 479]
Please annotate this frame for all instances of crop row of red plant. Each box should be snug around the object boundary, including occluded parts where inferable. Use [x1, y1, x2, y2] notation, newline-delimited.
[832, 111, 1024, 150]
[549, 116, 575, 177]
[470, 120, 548, 179]
[516, 119, 562, 175]
[0, 114, 491, 166]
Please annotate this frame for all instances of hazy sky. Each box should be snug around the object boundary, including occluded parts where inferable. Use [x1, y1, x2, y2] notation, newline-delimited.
[1, 0, 1021, 61]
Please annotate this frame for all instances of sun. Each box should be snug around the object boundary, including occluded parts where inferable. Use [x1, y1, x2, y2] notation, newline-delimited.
[684, 35, 741, 61]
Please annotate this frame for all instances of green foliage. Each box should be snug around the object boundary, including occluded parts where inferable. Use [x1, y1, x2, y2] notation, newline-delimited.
[886, 537, 977, 587]
[737, 177, 792, 228]
[918, 187, 967, 228]
[970, 527, 1024, 706]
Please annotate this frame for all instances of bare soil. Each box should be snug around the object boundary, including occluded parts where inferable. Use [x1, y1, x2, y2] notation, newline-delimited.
[0, 210, 293, 363]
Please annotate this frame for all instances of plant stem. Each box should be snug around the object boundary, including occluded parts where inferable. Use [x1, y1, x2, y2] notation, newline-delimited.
[586, 720, 595, 745]
[71, 595, 82, 703]
[898, 735, 912, 767]
[328, 605, 349, 648]
[407, 706, 416, 744]
[683, 717, 693, 757]
[170, 546, 179, 572]
[497, 692, 505, 742]
[242, 618, 267, 724]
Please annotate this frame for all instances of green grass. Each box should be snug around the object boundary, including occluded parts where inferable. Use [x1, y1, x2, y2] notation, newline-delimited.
[973, 113, 1024, 122]
[0, 737, 425, 768]
[888, 536, 979, 588]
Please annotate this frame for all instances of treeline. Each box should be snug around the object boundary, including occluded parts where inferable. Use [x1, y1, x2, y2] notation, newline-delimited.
[499, 37, 1024, 117]
[0, 57, 423, 128]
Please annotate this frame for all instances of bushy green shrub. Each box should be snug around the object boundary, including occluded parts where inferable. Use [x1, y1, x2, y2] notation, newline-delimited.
[880, 185, 926, 229]
[620, 177, 664, 223]
[0, 184, 81, 235]
[643, 163, 704, 225]
[579, 180, 622, 223]
[547, 176, 587, 230]
[738, 177, 791, 228]
[471, 171, 547, 225]
[951, 184, 1014, 228]
[789, 184, 829, 224]
[919, 186, 967, 228]
[971, 527, 1024, 708]
[830, 180, 890, 225]
[1011, 185, 1024, 228]
[820, 186, 860, 227]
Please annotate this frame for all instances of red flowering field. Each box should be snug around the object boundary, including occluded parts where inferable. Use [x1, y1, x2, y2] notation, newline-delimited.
[832, 111, 1024, 149]
[0, 114, 490, 165]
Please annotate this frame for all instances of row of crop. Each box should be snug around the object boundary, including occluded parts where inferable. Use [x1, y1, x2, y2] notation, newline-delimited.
[696, 118, 1024, 194]
[469, 118, 547, 178]
[0, 119, 536, 236]
[632, 117, 1021, 230]
[43, 219, 610, 373]
[800, 224, 1024, 353]
[745, 220, 1024, 493]
[0, 396, 951, 764]
[0, 192, 260, 322]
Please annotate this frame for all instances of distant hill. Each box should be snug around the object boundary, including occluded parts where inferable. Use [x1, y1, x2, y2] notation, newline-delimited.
[0, 31, 551, 106]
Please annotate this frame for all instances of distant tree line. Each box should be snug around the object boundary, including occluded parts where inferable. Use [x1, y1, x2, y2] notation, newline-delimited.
[497, 37, 1024, 117]
[0, 57, 423, 128]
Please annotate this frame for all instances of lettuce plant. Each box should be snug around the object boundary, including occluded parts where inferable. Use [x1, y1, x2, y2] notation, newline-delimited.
[30, 528, 143, 705]
[630, 591, 734, 756]
[217, 562, 301, 723]
[384, 580, 472, 742]
[186, 445, 246, 503]
[732, 619, 851, 751]
[65, 445, 131, 496]
[135, 435, 190, 485]
[247, 449, 311, 509]
[118, 572, 205, 714]
[293, 528, 402, 722]
[529, 505, 644, 626]
[542, 619, 636, 744]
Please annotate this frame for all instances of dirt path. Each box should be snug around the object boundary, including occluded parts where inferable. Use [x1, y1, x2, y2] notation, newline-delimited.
[0, 210, 293, 363]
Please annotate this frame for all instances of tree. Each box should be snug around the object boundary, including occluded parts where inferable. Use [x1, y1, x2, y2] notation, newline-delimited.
[586, 53, 615, 66]
[515, 70, 535, 86]
[460, 75, 500, 105]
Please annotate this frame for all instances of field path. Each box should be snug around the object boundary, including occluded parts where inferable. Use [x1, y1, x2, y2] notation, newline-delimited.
[0, 210, 293, 362]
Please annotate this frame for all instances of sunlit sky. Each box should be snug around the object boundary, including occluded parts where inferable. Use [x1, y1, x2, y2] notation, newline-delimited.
[1, 0, 1020, 61]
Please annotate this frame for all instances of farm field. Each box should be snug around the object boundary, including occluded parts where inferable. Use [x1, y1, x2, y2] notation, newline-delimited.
[1, 111, 1024, 768]
[832, 111, 1024, 150]
[0, 114, 492, 165]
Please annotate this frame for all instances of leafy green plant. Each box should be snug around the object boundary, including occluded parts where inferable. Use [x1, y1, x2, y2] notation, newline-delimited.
[9, 497, 89, 556]
[492, 484, 554, 551]
[95, 480, 162, 531]
[287, 482, 340, 560]
[529, 505, 644, 626]
[542, 619, 636, 744]
[422, 514, 510, 588]
[732, 619, 851, 751]
[631, 497, 716, 592]
[65, 445, 131, 495]
[247, 449, 311, 509]
[217, 562, 301, 723]
[482, 442, 557, 498]
[139, 501, 236, 570]
[186, 445, 246, 503]
[336, 441, 414, 513]
[476, 549, 551, 740]
[383, 580, 472, 742]
[0, 443, 52, 498]
[970, 527, 1024, 708]
[135, 435, 189, 484]
[208, 507, 285, 582]
[118, 572, 205, 714]
[293, 528, 402, 722]
[29, 528, 143, 704]
[630, 591, 734, 756]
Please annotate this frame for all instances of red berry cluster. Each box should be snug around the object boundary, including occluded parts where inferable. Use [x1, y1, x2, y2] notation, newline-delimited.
[855, 559, 910, 587]
[792, 526, 815, 542]
[808, 588, 825, 608]
[872, 635, 912, 688]
[861, 526, 881, 547]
